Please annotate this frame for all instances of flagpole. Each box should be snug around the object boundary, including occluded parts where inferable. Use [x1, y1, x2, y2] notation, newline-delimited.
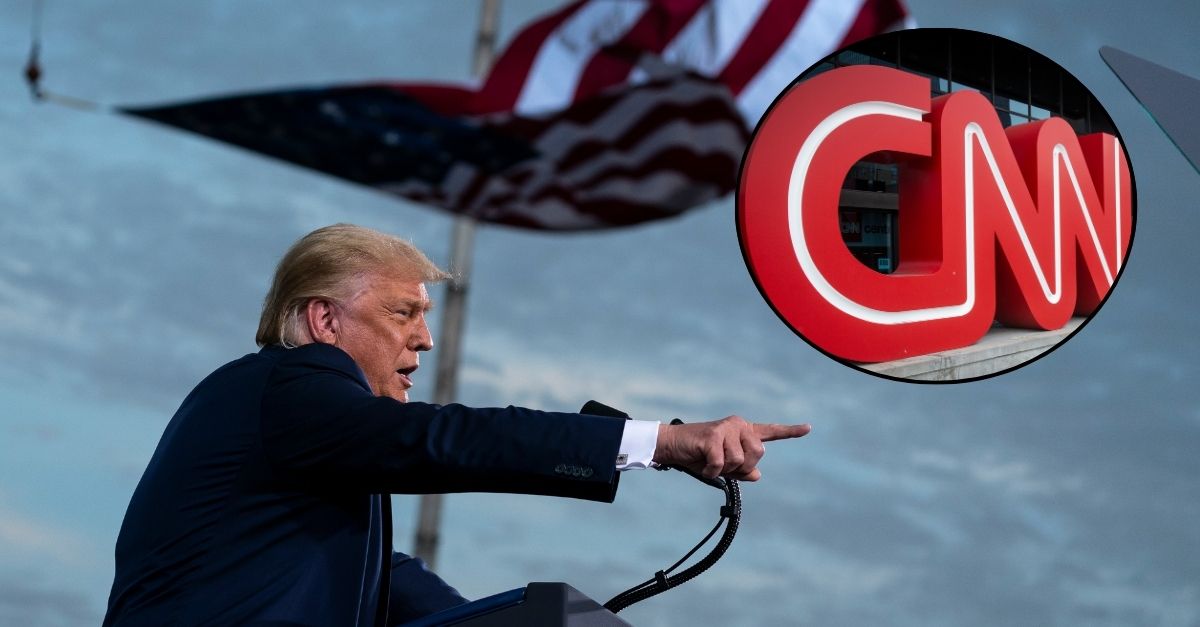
[414, 0, 501, 570]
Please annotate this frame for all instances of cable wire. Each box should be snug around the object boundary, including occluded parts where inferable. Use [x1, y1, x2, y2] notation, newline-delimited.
[24, 0, 107, 111]
[603, 476, 741, 614]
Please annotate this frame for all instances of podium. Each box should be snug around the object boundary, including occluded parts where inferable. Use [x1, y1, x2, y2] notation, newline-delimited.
[399, 582, 632, 626]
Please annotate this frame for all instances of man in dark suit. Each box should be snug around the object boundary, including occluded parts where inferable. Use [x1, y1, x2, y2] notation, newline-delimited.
[103, 224, 810, 626]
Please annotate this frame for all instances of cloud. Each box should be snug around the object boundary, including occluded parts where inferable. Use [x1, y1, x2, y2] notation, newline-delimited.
[0, 576, 99, 627]
[2, 1, 1200, 625]
[0, 502, 87, 568]
[909, 447, 1085, 497]
[0, 104, 450, 413]
[5, 423, 63, 443]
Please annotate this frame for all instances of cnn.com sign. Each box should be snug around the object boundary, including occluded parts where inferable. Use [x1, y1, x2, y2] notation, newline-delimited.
[737, 29, 1133, 379]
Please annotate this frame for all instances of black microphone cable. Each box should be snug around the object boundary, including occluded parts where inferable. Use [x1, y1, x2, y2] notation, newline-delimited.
[602, 419, 742, 614]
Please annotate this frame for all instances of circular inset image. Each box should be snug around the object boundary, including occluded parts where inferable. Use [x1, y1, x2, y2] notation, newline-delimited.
[736, 28, 1136, 383]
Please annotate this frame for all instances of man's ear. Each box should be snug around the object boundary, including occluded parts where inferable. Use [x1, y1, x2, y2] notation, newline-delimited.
[304, 298, 340, 345]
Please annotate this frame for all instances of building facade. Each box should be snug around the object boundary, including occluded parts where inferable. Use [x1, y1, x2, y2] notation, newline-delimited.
[803, 29, 1118, 274]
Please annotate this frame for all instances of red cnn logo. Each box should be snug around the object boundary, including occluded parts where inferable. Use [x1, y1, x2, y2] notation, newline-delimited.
[738, 66, 1132, 363]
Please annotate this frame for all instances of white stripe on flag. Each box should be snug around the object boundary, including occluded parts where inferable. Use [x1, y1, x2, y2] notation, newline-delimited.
[735, 0, 866, 124]
[536, 119, 747, 188]
[533, 79, 736, 149]
[514, 0, 649, 115]
[466, 82, 744, 214]
[628, 0, 771, 84]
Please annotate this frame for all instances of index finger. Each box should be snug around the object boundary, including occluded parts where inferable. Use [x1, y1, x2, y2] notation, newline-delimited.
[752, 422, 812, 442]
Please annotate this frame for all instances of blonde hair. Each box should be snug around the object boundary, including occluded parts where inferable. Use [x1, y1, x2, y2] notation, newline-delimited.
[256, 223, 450, 347]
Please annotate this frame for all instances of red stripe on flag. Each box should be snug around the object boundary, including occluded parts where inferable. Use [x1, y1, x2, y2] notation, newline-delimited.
[476, 0, 587, 113]
[379, 83, 476, 117]
[837, 0, 910, 49]
[717, 0, 813, 97]
[452, 164, 496, 218]
[552, 98, 749, 171]
[571, 0, 707, 102]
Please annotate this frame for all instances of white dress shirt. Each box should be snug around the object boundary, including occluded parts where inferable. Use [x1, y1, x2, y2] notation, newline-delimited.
[615, 419, 660, 470]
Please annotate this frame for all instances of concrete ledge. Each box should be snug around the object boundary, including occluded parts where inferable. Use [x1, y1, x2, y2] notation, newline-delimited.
[860, 317, 1085, 381]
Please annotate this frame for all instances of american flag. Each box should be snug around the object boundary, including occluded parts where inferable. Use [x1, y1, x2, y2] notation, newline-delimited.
[129, 0, 912, 230]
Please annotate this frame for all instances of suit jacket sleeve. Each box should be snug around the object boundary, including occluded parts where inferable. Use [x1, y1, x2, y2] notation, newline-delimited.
[259, 343, 625, 501]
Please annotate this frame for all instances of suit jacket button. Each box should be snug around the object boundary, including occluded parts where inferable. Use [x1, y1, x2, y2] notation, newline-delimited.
[582, 467, 593, 478]
[555, 464, 566, 474]
[571, 466, 581, 477]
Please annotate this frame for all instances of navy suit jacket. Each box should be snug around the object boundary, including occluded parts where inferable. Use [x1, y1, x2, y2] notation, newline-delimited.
[103, 343, 625, 626]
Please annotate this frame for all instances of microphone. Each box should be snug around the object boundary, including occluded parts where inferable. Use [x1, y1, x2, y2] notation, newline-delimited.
[580, 400, 726, 490]
[581, 400, 742, 614]
[580, 400, 628, 419]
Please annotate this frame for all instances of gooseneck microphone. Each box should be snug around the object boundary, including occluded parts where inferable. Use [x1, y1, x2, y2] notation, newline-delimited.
[579, 401, 742, 614]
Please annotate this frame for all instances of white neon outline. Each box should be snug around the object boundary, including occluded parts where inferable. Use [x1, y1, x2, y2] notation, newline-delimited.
[788, 105, 1125, 325]
[1115, 136, 1123, 269]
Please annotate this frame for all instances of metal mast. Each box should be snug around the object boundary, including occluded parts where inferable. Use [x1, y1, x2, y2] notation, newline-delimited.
[413, 0, 501, 569]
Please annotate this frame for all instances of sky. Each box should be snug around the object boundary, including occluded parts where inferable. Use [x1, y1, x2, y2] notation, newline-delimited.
[0, 1, 1198, 626]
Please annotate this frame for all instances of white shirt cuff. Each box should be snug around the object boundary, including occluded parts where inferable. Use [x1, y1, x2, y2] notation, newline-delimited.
[616, 419, 659, 470]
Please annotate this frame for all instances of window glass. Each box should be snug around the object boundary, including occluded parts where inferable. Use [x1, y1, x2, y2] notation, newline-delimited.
[807, 60, 836, 79]
[950, 30, 992, 101]
[1030, 54, 1060, 115]
[995, 95, 1030, 117]
[899, 29, 948, 77]
[903, 70, 949, 96]
[1063, 80, 1088, 122]
[1065, 116, 1088, 135]
[1089, 98, 1117, 134]
[837, 50, 872, 66]
[993, 45, 1030, 115]
[849, 31, 899, 66]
